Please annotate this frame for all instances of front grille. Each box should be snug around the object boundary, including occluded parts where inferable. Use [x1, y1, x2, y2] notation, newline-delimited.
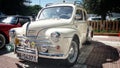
[17, 36, 62, 56]
[17, 36, 51, 48]
[16, 46, 36, 54]
[27, 36, 51, 46]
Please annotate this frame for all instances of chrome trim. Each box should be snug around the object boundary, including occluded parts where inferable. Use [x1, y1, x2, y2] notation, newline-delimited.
[16, 47, 65, 59]
[16, 46, 37, 54]
[39, 52, 63, 57]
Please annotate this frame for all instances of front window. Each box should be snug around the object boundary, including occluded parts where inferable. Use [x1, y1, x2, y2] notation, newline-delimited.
[2, 16, 17, 24]
[38, 6, 73, 20]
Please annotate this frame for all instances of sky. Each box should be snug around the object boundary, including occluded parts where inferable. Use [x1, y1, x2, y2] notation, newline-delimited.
[30, 0, 77, 7]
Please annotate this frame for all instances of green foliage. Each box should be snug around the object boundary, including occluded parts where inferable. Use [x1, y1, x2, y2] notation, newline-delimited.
[27, 5, 42, 16]
[0, 0, 28, 15]
[81, 0, 120, 20]
[94, 29, 118, 33]
[80, 0, 101, 13]
[0, 0, 42, 16]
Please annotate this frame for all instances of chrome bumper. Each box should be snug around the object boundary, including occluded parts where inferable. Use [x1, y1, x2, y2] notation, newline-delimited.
[16, 46, 67, 60]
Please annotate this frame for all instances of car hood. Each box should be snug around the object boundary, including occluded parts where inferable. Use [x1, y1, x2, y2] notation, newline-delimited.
[0, 23, 13, 29]
[0, 23, 11, 26]
[27, 19, 71, 36]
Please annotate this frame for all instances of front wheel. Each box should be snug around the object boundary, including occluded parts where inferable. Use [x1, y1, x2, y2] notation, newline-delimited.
[65, 40, 79, 66]
[0, 34, 6, 49]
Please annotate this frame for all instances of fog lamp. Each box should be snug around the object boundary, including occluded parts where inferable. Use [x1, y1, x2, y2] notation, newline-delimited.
[14, 38, 20, 45]
[41, 46, 48, 52]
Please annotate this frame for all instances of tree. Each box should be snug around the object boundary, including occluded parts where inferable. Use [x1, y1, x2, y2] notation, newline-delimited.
[0, 0, 30, 15]
[24, 5, 42, 16]
[81, 0, 120, 20]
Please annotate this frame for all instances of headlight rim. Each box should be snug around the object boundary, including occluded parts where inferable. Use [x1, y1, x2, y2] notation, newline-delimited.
[9, 29, 16, 38]
[51, 32, 61, 42]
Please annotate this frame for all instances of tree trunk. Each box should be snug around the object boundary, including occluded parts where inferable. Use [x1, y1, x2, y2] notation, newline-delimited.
[101, 13, 106, 20]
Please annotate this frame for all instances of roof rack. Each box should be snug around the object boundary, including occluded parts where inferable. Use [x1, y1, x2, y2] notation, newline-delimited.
[74, 1, 81, 6]
[45, 3, 53, 7]
[45, 1, 82, 7]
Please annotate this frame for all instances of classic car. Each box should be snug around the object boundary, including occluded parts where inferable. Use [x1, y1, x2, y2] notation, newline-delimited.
[0, 15, 30, 49]
[9, 3, 93, 65]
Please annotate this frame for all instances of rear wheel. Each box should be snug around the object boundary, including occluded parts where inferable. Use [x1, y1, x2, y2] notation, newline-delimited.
[65, 40, 79, 66]
[86, 31, 93, 44]
[0, 34, 6, 49]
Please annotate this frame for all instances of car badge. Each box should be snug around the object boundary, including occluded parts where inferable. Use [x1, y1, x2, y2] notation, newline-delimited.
[31, 42, 35, 48]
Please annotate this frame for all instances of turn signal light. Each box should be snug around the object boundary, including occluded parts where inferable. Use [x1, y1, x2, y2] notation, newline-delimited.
[56, 45, 60, 50]
[14, 38, 20, 45]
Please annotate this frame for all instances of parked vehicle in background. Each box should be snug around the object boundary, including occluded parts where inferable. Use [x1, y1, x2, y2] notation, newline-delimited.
[87, 17, 102, 21]
[0, 12, 6, 17]
[9, 2, 93, 66]
[0, 16, 7, 22]
[111, 17, 120, 21]
[0, 15, 30, 49]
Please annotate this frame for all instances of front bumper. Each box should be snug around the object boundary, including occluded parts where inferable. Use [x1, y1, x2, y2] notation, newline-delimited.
[16, 46, 68, 60]
[13, 36, 69, 60]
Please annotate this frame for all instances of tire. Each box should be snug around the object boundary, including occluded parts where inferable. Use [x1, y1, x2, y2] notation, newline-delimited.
[0, 34, 6, 49]
[65, 40, 79, 66]
[86, 31, 93, 44]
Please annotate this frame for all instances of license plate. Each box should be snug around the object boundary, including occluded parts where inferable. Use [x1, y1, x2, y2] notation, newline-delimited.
[17, 49, 38, 62]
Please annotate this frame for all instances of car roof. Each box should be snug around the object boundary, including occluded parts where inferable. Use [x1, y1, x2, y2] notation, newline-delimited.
[45, 3, 84, 9]
[46, 3, 75, 7]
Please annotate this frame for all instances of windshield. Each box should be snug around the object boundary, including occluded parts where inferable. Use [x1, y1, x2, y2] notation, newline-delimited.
[38, 6, 73, 20]
[2, 16, 17, 24]
[0, 17, 6, 23]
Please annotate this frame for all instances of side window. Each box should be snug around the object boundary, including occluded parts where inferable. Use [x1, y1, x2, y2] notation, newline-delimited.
[75, 9, 83, 20]
[19, 18, 30, 26]
[83, 11, 87, 20]
[11, 17, 18, 24]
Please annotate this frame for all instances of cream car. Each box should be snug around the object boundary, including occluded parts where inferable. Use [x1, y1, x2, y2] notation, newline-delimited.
[9, 3, 93, 65]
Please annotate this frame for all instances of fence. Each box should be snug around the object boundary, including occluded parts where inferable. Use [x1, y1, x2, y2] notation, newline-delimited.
[88, 21, 120, 33]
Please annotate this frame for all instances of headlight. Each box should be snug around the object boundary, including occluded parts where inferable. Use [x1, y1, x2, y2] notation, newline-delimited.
[9, 29, 20, 45]
[51, 32, 61, 42]
[9, 29, 16, 38]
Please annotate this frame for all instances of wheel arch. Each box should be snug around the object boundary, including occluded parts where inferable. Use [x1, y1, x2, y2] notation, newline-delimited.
[72, 34, 80, 47]
[65, 34, 80, 66]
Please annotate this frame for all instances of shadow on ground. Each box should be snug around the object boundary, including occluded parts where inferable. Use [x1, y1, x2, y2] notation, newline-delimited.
[85, 41, 120, 68]
[15, 41, 120, 68]
[16, 58, 69, 68]
[0, 47, 13, 55]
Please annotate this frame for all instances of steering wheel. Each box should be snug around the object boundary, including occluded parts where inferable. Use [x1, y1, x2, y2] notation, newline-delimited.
[59, 14, 70, 19]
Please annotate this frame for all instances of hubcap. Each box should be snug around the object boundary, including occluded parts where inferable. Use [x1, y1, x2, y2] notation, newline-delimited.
[68, 41, 78, 63]
[0, 40, 2, 45]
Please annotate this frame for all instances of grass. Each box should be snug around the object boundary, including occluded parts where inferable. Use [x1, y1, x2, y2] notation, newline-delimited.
[94, 29, 118, 33]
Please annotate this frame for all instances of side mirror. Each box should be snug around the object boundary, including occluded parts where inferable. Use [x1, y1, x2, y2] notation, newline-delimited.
[75, 14, 82, 20]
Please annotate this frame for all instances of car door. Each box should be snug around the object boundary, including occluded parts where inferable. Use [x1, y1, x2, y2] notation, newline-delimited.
[74, 9, 88, 43]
